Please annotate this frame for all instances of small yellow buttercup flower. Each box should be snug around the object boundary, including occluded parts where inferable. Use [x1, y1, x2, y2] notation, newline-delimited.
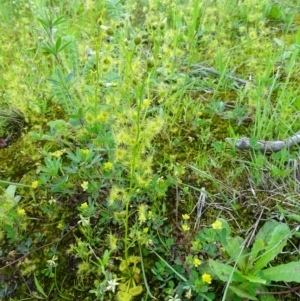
[181, 224, 190, 231]
[81, 181, 89, 191]
[193, 257, 201, 267]
[104, 162, 113, 171]
[212, 220, 222, 230]
[97, 111, 109, 123]
[81, 149, 90, 155]
[17, 208, 26, 216]
[31, 181, 38, 189]
[202, 273, 212, 284]
[142, 99, 151, 107]
[57, 222, 64, 230]
[182, 213, 190, 220]
[79, 202, 88, 210]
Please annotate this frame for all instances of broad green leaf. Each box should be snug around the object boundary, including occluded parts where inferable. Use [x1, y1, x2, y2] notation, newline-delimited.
[34, 274, 47, 298]
[253, 221, 290, 272]
[6, 185, 16, 198]
[209, 259, 245, 282]
[254, 221, 279, 243]
[261, 261, 300, 282]
[222, 236, 248, 272]
[249, 238, 264, 267]
[267, 4, 283, 20]
[229, 285, 258, 300]
[243, 275, 266, 284]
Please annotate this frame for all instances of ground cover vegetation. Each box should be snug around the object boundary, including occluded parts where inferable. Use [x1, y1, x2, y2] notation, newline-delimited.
[1, 0, 300, 300]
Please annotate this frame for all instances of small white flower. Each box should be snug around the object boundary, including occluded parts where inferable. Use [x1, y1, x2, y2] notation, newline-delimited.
[49, 196, 57, 205]
[106, 279, 119, 293]
[47, 255, 58, 267]
[78, 215, 90, 227]
[81, 181, 89, 191]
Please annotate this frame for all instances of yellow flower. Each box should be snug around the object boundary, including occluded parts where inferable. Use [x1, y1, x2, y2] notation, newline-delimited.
[104, 162, 113, 171]
[182, 213, 190, 220]
[81, 149, 90, 155]
[202, 273, 212, 284]
[143, 227, 149, 234]
[81, 181, 89, 191]
[17, 208, 26, 216]
[142, 99, 151, 107]
[97, 111, 109, 123]
[193, 257, 201, 267]
[212, 220, 222, 229]
[31, 181, 38, 189]
[79, 202, 88, 210]
[148, 210, 153, 219]
[57, 222, 64, 230]
[52, 149, 66, 157]
[197, 111, 203, 117]
[181, 224, 190, 231]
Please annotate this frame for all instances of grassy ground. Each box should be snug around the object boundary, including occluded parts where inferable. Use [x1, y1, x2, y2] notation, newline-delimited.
[1, 0, 300, 300]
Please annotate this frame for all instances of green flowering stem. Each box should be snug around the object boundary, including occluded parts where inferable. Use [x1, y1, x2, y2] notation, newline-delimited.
[138, 243, 156, 299]
[0, 180, 31, 187]
[148, 246, 187, 282]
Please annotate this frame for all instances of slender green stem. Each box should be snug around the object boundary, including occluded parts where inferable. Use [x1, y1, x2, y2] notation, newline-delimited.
[138, 243, 156, 299]
[0, 180, 30, 187]
[148, 246, 187, 282]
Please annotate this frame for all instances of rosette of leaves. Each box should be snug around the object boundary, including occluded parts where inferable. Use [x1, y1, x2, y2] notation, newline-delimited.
[209, 220, 300, 300]
[117, 256, 143, 301]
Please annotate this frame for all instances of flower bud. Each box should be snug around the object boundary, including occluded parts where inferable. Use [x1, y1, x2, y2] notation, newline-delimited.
[134, 35, 142, 45]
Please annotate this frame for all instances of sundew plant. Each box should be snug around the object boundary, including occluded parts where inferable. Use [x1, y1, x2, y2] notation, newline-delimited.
[1, 0, 300, 300]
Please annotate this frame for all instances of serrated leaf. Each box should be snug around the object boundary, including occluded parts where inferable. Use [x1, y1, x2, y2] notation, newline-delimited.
[261, 261, 300, 282]
[229, 285, 258, 300]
